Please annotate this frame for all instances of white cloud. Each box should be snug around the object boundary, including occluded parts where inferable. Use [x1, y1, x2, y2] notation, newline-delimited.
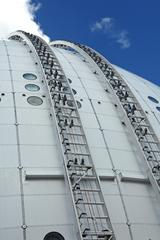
[90, 17, 131, 49]
[116, 30, 131, 49]
[91, 17, 114, 32]
[0, 0, 49, 42]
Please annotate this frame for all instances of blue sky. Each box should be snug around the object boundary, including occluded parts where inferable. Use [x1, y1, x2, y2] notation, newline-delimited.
[32, 0, 160, 86]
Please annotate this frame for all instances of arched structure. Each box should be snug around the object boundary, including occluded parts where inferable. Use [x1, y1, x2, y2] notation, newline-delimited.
[0, 30, 159, 239]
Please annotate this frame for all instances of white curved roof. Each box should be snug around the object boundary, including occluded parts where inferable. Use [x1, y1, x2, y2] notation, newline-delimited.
[0, 37, 160, 240]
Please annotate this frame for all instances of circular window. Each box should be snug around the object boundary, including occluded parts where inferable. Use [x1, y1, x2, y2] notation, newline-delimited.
[156, 106, 160, 112]
[148, 96, 159, 104]
[76, 100, 82, 109]
[44, 232, 65, 240]
[23, 73, 37, 80]
[27, 96, 43, 106]
[25, 84, 40, 92]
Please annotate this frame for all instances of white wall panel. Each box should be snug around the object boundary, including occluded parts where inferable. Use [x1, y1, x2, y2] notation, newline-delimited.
[120, 181, 155, 198]
[19, 125, 57, 145]
[0, 169, 20, 195]
[87, 88, 111, 101]
[131, 224, 160, 240]
[103, 130, 135, 151]
[7, 46, 30, 57]
[17, 108, 52, 125]
[110, 149, 143, 172]
[101, 180, 119, 195]
[0, 196, 22, 228]
[98, 115, 125, 132]
[80, 112, 99, 129]
[124, 196, 160, 224]
[24, 195, 73, 225]
[0, 125, 16, 144]
[103, 195, 127, 223]
[81, 79, 104, 90]
[0, 229, 23, 240]
[0, 81, 12, 92]
[9, 55, 35, 64]
[76, 98, 94, 113]
[0, 61, 9, 70]
[10, 62, 37, 71]
[0, 93, 13, 107]
[92, 100, 118, 116]
[113, 224, 131, 240]
[90, 147, 112, 170]
[0, 55, 8, 62]
[146, 81, 160, 98]
[85, 129, 106, 148]
[0, 70, 11, 81]
[0, 146, 18, 167]
[67, 76, 84, 87]
[0, 46, 7, 55]
[70, 86, 88, 99]
[20, 145, 61, 168]
[0, 108, 15, 124]
[24, 179, 65, 195]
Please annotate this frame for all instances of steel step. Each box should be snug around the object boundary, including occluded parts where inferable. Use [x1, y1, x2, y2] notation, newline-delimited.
[78, 188, 101, 192]
[67, 152, 90, 156]
[65, 142, 86, 146]
[63, 132, 85, 137]
[77, 201, 105, 205]
[139, 140, 159, 144]
[80, 215, 109, 220]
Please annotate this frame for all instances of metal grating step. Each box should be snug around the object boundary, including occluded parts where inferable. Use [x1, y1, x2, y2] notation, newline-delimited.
[66, 152, 90, 157]
[76, 201, 105, 205]
[139, 140, 159, 144]
[63, 132, 85, 137]
[76, 188, 101, 192]
[80, 215, 109, 220]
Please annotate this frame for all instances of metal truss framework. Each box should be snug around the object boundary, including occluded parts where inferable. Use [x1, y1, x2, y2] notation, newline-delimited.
[9, 31, 115, 240]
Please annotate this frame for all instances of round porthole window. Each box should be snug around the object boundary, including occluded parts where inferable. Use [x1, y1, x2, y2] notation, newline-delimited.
[76, 100, 82, 109]
[44, 232, 65, 240]
[27, 96, 43, 106]
[148, 96, 159, 104]
[25, 84, 40, 92]
[156, 106, 160, 112]
[23, 73, 37, 80]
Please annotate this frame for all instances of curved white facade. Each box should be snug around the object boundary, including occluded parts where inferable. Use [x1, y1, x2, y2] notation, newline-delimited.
[0, 31, 160, 240]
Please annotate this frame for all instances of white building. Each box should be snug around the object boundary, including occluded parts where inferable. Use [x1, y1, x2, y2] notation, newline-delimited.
[0, 30, 160, 240]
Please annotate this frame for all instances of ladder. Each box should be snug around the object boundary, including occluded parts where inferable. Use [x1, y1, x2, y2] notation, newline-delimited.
[53, 41, 160, 201]
[9, 31, 115, 240]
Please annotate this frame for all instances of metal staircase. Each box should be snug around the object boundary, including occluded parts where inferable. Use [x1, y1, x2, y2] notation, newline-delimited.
[9, 31, 115, 240]
[52, 41, 160, 201]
